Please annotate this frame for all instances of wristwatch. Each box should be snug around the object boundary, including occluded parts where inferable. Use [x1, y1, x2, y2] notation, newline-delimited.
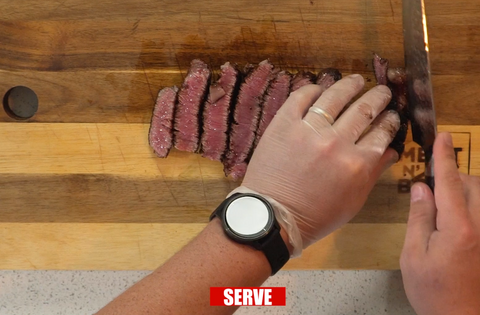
[210, 193, 290, 275]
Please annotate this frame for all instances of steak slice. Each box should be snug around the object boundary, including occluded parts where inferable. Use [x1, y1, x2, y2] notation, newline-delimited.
[373, 54, 408, 156]
[373, 53, 389, 86]
[290, 70, 316, 92]
[316, 68, 342, 89]
[148, 86, 179, 158]
[201, 62, 240, 161]
[224, 60, 274, 180]
[254, 70, 292, 148]
[388, 68, 408, 112]
[173, 59, 211, 153]
[387, 67, 409, 155]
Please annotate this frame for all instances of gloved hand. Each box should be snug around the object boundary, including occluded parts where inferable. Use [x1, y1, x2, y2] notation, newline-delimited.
[400, 132, 480, 315]
[232, 75, 400, 256]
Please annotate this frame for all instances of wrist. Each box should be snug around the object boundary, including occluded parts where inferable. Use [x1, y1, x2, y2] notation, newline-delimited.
[211, 192, 292, 275]
[208, 217, 272, 275]
[228, 186, 304, 257]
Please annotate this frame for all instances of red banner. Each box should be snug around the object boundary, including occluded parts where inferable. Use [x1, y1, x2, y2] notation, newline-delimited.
[210, 287, 286, 306]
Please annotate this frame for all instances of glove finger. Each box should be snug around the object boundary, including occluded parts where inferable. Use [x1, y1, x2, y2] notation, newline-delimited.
[302, 74, 364, 132]
[278, 84, 325, 120]
[356, 110, 400, 165]
[333, 85, 392, 142]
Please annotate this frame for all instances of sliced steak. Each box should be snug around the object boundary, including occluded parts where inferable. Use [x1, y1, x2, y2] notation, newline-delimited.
[254, 70, 292, 148]
[316, 68, 342, 89]
[201, 62, 240, 161]
[173, 59, 211, 153]
[373, 53, 389, 86]
[148, 86, 179, 158]
[388, 68, 408, 112]
[387, 67, 409, 155]
[290, 70, 316, 92]
[373, 54, 408, 156]
[224, 60, 274, 180]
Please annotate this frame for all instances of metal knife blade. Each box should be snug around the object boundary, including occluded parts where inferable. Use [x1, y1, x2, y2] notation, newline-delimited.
[403, 0, 437, 191]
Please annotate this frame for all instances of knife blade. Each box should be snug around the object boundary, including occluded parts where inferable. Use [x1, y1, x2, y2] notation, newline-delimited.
[403, 0, 437, 191]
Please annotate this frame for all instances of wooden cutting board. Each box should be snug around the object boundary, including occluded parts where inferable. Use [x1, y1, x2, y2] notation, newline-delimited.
[0, 0, 479, 270]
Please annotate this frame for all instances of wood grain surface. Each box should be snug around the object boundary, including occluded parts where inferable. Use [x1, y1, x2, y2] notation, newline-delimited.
[0, 124, 472, 224]
[2, 0, 480, 123]
[0, 223, 406, 270]
[0, 123, 475, 270]
[1, 0, 479, 270]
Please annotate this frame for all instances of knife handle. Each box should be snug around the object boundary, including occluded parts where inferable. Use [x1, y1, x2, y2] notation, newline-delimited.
[425, 176, 435, 193]
[425, 156, 435, 193]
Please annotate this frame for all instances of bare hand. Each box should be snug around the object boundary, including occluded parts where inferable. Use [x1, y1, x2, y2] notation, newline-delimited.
[401, 132, 480, 315]
[240, 75, 400, 252]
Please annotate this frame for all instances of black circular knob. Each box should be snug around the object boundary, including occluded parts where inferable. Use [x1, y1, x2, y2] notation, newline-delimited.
[3, 86, 39, 120]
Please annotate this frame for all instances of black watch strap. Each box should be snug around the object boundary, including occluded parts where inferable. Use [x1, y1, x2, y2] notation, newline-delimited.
[210, 193, 290, 275]
[257, 227, 290, 275]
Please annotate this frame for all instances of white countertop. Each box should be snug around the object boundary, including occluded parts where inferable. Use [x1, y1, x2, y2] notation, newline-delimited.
[0, 270, 415, 314]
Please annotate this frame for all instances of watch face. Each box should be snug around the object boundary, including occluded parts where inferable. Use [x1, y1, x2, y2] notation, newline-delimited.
[225, 196, 273, 239]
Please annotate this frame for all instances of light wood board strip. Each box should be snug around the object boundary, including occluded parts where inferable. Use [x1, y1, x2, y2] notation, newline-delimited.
[0, 223, 406, 270]
[0, 123, 473, 175]
[0, 123, 473, 225]
[0, 124, 475, 270]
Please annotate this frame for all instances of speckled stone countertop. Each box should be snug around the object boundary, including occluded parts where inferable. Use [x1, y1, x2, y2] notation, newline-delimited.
[0, 270, 415, 314]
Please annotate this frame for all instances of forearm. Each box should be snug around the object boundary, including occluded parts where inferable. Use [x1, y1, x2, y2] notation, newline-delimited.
[96, 218, 277, 315]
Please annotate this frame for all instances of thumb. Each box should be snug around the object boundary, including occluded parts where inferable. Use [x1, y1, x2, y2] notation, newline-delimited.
[403, 183, 437, 253]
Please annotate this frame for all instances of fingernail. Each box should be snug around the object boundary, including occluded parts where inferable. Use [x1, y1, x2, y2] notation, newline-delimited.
[387, 110, 400, 122]
[411, 184, 425, 202]
[444, 133, 453, 147]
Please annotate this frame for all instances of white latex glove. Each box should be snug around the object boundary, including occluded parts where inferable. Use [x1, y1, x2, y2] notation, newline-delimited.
[233, 75, 400, 256]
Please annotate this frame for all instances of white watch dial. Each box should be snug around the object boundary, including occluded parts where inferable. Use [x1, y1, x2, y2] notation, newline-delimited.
[225, 196, 270, 236]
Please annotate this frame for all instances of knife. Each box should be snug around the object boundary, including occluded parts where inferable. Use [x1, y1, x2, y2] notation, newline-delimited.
[403, 0, 437, 191]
